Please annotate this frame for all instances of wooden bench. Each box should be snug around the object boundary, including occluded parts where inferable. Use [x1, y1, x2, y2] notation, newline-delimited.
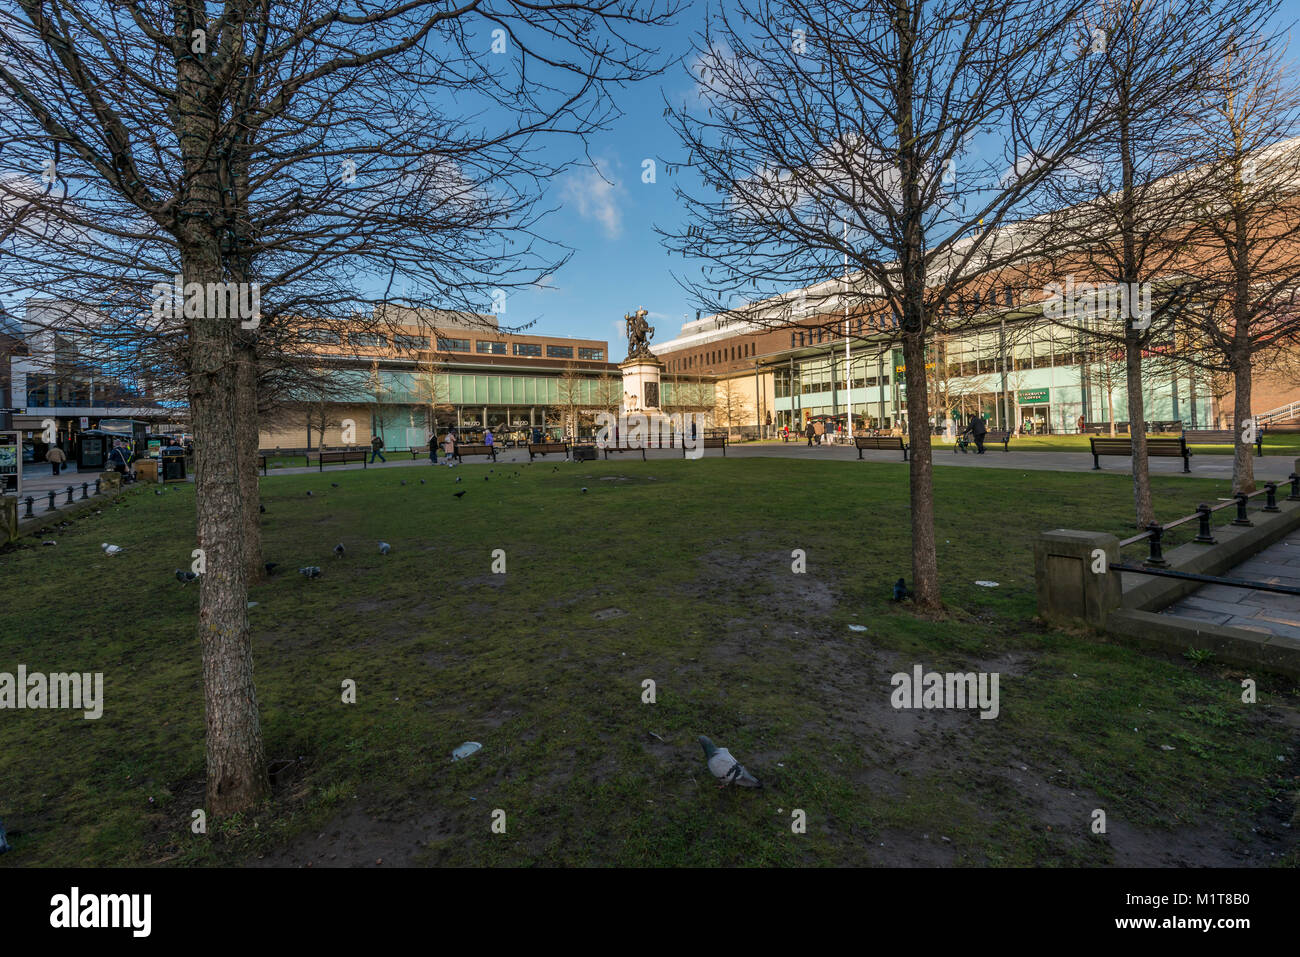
[528, 441, 570, 461]
[856, 435, 909, 461]
[682, 436, 727, 456]
[313, 449, 369, 471]
[454, 443, 497, 462]
[955, 429, 1012, 452]
[572, 444, 599, 462]
[1090, 435, 1190, 472]
[258, 454, 267, 476]
[1183, 428, 1263, 457]
[603, 444, 647, 461]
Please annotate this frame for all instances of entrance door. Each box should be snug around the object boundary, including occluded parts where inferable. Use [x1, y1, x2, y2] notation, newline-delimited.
[1019, 405, 1049, 435]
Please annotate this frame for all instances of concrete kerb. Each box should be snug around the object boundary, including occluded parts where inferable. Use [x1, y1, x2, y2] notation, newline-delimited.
[1034, 457, 1300, 679]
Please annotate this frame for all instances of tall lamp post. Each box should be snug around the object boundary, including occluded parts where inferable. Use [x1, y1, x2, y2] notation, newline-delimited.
[843, 220, 852, 436]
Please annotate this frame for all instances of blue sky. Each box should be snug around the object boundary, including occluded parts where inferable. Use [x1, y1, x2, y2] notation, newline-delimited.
[500, 23, 711, 351]
[510, 1, 1300, 349]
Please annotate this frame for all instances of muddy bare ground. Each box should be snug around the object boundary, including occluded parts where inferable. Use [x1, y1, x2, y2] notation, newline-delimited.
[244, 547, 1299, 867]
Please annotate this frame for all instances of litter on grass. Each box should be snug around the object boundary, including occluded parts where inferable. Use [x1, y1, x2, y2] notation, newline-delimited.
[451, 742, 482, 762]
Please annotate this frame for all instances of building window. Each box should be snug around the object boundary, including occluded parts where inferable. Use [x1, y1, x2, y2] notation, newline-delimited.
[477, 340, 506, 354]
[513, 342, 542, 357]
[303, 328, 340, 345]
[578, 347, 604, 361]
[393, 334, 429, 352]
[437, 337, 471, 352]
[350, 333, 388, 350]
[547, 345, 574, 358]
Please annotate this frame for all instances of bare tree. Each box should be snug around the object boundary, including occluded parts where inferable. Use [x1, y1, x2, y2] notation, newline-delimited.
[0, 0, 674, 815]
[1180, 36, 1300, 492]
[554, 362, 588, 438]
[715, 377, 746, 436]
[665, 0, 1118, 609]
[1031, 0, 1267, 524]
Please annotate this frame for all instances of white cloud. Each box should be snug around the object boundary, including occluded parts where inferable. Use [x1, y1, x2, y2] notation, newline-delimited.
[562, 164, 623, 239]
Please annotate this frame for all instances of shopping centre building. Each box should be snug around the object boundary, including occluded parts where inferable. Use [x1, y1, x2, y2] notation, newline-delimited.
[257, 306, 717, 449]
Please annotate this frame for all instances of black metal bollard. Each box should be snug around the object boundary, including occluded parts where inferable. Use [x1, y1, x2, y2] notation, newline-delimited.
[23, 496, 34, 518]
[1194, 503, 1216, 544]
[1289, 472, 1300, 502]
[94, 479, 101, 495]
[1144, 523, 1169, 567]
[64, 485, 74, 505]
[79, 482, 88, 500]
[1264, 482, 1280, 512]
[1232, 492, 1253, 526]
[46, 490, 56, 512]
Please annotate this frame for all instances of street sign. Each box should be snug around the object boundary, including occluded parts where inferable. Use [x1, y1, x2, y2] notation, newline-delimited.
[80, 416, 89, 428]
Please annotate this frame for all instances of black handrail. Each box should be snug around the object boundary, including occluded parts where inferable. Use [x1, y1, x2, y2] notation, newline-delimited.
[1118, 482, 1290, 566]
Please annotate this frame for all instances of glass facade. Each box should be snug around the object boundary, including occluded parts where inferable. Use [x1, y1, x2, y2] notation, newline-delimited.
[771, 321, 1213, 432]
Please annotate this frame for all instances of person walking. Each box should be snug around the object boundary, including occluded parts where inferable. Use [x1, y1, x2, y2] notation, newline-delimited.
[484, 428, 495, 451]
[369, 434, 386, 463]
[428, 432, 439, 465]
[804, 420, 815, 446]
[814, 419, 825, 445]
[108, 440, 132, 480]
[969, 413, 987, 454]
[443, 429, 457, 465]
[46, 444, 67, 476]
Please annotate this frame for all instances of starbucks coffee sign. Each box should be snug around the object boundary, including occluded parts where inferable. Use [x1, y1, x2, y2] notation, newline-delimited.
[1017, 388, 1050, 405]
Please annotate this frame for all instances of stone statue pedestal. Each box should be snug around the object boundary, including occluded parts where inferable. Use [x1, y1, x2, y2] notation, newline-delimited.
[620, 357, 664, 414]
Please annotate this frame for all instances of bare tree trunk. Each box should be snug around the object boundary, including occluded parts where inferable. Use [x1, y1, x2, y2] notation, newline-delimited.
[1232, 346, 1256, 493]
[1125, 337, 1154, 526]
[235, 336, 263, 582]
[185, 247, 268, 816]
[902, 327, 939, 610]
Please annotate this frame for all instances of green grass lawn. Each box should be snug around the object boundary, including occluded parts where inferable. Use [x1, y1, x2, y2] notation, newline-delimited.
[1, 458, 1296, 867]
[756, 432, 1300, 455]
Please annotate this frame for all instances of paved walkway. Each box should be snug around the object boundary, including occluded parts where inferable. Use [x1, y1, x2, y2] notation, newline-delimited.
[1162, 538, 1300, 646]
[255, 443, 1299, 482]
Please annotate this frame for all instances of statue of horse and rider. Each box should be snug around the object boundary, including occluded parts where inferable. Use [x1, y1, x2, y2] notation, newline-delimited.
[625, 307, 656, 360]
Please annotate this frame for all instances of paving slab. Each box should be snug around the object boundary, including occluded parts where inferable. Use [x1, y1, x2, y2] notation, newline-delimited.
[1162, 537, 1300, 646]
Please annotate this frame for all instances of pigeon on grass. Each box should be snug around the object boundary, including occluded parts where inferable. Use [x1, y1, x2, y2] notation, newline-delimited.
[699, 736, 761, 789]
[174, 569, 199, 585]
